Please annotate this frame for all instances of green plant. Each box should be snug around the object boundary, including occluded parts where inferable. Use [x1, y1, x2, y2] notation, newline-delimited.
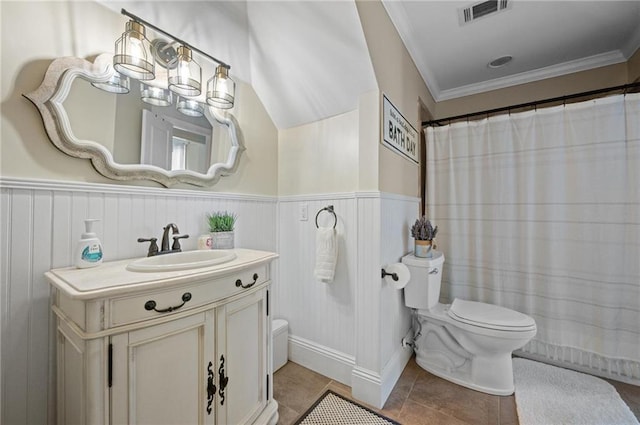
[411, 216, 438, 241]
[207, 211, 237, 232]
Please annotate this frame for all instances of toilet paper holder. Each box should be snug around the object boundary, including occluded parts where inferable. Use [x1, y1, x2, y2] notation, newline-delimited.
[381, 268, 399, 281]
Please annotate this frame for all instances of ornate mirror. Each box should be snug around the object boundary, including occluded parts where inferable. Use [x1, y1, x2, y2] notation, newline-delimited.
[25, 54, 244, 187]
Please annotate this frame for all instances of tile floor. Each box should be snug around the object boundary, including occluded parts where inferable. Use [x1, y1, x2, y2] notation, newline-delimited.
[273, 357, 640, 425]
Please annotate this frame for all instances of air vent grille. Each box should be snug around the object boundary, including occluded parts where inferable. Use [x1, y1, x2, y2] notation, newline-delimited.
[460, 0, 511, 25]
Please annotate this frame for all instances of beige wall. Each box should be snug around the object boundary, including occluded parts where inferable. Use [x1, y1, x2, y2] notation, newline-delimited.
[628, 48, 640, 83]
[2, 1, 636, 197]
[278, 109, 359, 196]
[356, 0, 434, 198]
[0, 1, 278, 195]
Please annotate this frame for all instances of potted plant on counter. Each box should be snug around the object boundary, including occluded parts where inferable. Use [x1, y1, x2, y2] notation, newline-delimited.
[411, 216, 438, 258]
[207, 211, 237, 249]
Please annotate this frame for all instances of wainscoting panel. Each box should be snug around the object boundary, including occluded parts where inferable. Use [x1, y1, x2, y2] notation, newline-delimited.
[0, 178, 277, 425]
[351, 193, 419, 407]
[276, 195, 358, 378]
[380, 194, 419, 369]
[276, 192, 419, 408]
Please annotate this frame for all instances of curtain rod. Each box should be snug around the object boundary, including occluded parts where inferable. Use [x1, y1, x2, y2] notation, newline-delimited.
[422, 81, 640, 127]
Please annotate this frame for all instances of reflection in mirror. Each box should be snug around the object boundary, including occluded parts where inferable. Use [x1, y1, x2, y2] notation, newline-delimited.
[64, 77, 232, 175]
[25, 55, 244, 187]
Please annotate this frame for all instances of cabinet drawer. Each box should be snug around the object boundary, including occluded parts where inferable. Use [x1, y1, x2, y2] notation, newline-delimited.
[109, 265, 267, 327]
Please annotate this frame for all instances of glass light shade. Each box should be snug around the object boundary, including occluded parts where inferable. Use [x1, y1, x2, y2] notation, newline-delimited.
[168, 46, 201, 96]
[177, 97, 204, 117]
[113, 20, 155, 80]
[91, 72, 130, 94]
[206, 65, 235, 109]
[141, 85, 173, 106]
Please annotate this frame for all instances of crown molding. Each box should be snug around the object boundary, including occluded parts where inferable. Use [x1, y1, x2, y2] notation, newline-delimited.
[435, 50, 627, 101]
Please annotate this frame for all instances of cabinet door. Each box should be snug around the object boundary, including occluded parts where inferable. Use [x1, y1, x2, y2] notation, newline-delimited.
[111, 311, 216, 425]
[216, 288, 268, 425]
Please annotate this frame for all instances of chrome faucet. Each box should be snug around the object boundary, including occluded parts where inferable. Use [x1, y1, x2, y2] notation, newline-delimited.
[138, 223, 189, 257]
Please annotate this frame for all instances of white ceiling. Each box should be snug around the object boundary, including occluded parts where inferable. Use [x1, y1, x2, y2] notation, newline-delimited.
[97, 1, 640, 128]
[382, 0, 640, 101]
[98, 1, 376, 129]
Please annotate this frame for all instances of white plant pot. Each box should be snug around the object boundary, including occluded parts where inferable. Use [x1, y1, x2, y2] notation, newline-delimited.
[211, 231, 234, 249]
[414, 239, 433, 258]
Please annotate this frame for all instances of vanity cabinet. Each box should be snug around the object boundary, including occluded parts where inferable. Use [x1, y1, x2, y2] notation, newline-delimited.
[46, 249, 278, 425]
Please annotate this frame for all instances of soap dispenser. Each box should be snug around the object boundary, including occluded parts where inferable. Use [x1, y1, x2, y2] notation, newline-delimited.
[75, 219, 103, 268]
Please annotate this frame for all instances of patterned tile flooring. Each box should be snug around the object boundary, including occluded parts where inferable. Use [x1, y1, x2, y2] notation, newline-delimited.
[273, 357, 640, 425]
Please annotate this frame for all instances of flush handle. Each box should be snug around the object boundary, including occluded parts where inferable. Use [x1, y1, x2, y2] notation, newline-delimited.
[429, 268, 439, 275]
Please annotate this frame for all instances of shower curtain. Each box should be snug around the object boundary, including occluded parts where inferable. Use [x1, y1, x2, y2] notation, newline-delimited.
[425, 93, 640, 383]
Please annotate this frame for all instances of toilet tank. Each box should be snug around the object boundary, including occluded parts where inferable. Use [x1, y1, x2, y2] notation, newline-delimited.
[401, 251, 445, 310]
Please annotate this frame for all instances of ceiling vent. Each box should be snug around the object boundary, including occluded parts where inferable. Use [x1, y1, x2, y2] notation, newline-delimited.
[459, 0, 511, 25]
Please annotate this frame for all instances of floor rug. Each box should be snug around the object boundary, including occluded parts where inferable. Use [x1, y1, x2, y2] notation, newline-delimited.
[294, 390, 400, 425]
[513, 358, 639, 425]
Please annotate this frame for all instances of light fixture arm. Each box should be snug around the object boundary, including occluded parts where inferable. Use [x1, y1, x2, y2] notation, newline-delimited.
[121, 8, 231, 71]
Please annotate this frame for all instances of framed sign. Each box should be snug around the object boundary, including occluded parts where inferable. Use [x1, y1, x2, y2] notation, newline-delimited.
[382, 94, 419, 164]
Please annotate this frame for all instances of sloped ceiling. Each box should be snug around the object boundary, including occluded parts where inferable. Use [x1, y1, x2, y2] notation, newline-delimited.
[97, 1, 640, 128]
[382, 1, 640, 101]
[98, 1, 377, 129]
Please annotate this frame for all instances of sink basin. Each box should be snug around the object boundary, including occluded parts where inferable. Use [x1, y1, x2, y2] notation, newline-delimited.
[126, 250, 237, 272]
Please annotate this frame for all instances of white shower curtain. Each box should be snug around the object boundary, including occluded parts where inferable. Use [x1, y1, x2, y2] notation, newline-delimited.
[425, 93, 640, 383]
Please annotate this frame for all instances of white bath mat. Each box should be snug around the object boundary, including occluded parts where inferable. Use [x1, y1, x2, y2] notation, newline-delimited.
[513, 358, 639, 425]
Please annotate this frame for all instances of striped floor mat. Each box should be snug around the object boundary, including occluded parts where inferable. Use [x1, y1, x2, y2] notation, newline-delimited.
[295, 390, 400, 425]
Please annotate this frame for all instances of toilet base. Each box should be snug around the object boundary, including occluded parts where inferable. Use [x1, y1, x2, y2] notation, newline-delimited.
[415, 356, 514, 396]
[413, 313, 516, 396]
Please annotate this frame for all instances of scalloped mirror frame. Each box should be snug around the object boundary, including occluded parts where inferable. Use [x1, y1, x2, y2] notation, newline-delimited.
[24, 54, 245, 187]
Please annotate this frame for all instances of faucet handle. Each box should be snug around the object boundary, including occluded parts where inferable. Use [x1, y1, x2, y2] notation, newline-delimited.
[172, 234, 189, 251]
[137, 237, 159, 257]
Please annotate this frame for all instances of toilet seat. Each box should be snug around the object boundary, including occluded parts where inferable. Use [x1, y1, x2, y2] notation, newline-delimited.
[447, 299, 536, 332]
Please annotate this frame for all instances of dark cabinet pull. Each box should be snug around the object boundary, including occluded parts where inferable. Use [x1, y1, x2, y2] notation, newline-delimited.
[144, 292, 192, 313]
[218, 355, 229, 405]
[206, 361, 216, 414]
[235, 273, 259, 289]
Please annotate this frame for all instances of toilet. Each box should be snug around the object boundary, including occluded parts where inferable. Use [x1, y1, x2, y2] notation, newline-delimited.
[402, 251, 536, 395]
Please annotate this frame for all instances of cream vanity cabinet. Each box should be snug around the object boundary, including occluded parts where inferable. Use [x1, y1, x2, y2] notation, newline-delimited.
[46, 249, 278, 425]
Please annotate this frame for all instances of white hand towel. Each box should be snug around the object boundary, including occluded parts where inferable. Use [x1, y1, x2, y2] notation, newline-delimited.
[314, 227, 338, 283]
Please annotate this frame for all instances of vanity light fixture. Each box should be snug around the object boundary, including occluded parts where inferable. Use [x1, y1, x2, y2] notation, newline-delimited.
[168, 46, 202, 96]
[177, 97, 205, 117]
[141, 84, 173, 106]
[206, 65, 235, 109]
[113, 20, 155, 80]
[91, 72, 130, 94]
[114, 9, 235, 109]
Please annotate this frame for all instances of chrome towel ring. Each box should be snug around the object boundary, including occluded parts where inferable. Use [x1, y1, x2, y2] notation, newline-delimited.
[315, 205, 337, 229]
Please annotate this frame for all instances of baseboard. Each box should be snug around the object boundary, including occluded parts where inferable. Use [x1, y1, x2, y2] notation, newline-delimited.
[288, 335, 355, 386]
[351, 329, 414, 409]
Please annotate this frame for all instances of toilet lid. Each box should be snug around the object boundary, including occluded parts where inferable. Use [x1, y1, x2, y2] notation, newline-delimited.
[448, 299, 536, 331]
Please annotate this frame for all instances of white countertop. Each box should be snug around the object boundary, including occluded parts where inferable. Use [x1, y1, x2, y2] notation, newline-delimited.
[45, 248, 279, 299]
